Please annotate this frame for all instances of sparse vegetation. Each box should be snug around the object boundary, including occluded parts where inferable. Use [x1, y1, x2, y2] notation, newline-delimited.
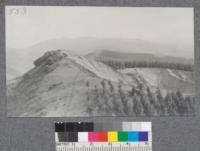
[48, 82, 63, 91]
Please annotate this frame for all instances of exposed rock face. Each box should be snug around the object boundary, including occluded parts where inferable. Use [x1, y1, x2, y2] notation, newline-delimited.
[34, 49, 67, 67]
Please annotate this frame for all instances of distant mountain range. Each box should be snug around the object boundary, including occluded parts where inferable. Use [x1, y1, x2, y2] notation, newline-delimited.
[8, 37, 193, 57]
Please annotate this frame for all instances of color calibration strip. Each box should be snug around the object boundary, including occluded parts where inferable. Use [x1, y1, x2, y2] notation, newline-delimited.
[56, 131, 149, 142]
[55, 122, 152, 151]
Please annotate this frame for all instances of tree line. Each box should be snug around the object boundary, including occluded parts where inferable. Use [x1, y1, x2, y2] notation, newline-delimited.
[100, 60, 194, 71]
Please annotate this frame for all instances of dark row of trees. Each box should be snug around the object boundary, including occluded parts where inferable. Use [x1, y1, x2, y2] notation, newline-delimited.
[85, 80, 195, 116]
[100, 60, 194, 71]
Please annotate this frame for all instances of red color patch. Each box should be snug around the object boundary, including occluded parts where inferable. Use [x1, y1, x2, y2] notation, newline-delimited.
[97, 132, 107, 142]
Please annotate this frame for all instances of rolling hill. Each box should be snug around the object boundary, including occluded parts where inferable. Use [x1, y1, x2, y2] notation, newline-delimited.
[7, 49, 194, 117]
[86, 50, 194, 65]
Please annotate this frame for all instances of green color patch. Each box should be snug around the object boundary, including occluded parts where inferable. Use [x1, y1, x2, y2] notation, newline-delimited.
[118, 131, 128, 141]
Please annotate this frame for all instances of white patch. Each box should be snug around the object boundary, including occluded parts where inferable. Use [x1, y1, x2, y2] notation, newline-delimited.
[167, 69, 182, 80]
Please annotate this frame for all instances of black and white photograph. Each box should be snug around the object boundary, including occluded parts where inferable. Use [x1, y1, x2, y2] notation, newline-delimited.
[6, 6, 195, 117]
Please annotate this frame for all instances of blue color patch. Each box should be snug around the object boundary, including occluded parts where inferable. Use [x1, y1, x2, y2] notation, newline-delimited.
[128, 132, 139, 141]
[139, 132, 148, 141]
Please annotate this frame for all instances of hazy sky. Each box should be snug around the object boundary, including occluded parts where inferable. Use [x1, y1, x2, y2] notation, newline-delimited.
[6, 6, 194, 56]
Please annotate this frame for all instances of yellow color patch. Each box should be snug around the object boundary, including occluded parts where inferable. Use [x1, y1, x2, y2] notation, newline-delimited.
[108, 131, 118, 142]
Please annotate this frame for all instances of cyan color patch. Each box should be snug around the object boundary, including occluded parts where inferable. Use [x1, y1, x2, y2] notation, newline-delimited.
[128, 132, 139, 141]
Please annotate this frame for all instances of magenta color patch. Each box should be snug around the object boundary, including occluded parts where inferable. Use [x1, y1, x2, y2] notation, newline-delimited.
[88, 132, 98, 142]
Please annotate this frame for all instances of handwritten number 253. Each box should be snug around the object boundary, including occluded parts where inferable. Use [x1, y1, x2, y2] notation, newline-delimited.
[8, 8, 27, 15]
